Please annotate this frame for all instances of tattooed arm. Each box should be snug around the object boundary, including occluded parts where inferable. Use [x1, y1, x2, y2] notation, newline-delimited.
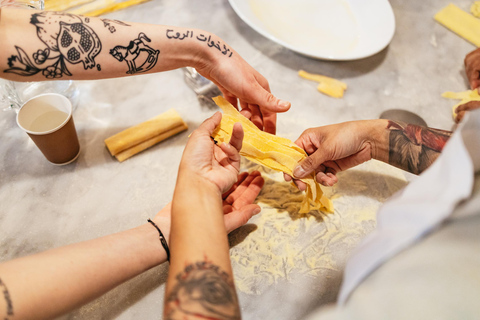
[284, 119, 452, 189]
[0, 7, 290, 133]
[165, 113, 250, 319]
[0, 173, 262, 320]
[0, 210, 171, 320]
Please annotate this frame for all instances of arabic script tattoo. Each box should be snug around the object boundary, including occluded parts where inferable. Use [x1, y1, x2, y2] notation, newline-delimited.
[4, 12, 102, 79]
[387, 120, 452, 174]
[0, 277, 14, 319]
[165, 260, 240, 320]
[109, 33, 160, 74]
[166, 29, 234, 57]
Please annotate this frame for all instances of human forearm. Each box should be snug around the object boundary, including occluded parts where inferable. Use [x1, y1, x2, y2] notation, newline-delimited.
[0, 221, 168, 320]
[369, 119, 452, 174]
[0, 7, 224, 81]
[165, 172, 240, 319]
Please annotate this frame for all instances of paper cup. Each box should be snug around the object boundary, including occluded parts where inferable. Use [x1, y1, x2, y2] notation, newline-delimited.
[17, 93, 80, 165]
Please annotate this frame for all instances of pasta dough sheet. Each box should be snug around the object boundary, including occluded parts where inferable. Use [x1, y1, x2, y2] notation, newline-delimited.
[211, 96, 333, 214]
[105, 108, 188, 162]
[441, 90, 480, 119]
[434, 4, 480, 47]
[298, 70, 347, 98]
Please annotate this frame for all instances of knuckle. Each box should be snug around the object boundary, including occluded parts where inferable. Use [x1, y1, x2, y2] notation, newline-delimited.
[302, 155, 317, 169]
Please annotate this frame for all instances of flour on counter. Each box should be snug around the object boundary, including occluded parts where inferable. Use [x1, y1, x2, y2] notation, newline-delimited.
[229, 160, 409, 295]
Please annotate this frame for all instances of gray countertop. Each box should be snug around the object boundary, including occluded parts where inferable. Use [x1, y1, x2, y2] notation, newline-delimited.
[0, 0, 475, 319]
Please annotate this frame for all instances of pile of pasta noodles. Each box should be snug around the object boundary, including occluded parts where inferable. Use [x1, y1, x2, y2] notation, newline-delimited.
[211, 96, 333, 214]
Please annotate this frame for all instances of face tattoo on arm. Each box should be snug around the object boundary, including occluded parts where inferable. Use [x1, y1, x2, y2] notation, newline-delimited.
[165, 260, 240, 320]
[4, 11, 102, 78]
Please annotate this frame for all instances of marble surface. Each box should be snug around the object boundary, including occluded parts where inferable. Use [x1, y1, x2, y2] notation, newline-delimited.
[0, 0, 476, 319]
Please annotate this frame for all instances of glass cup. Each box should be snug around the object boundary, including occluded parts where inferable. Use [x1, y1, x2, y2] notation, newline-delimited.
[0, 0, 44, 9]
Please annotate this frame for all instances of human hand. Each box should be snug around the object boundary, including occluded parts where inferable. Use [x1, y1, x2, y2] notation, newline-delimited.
[465, 48, 480, 90]
[179, 112, 243, 194]
[154, 171, 264, 237]
[284, 121, 379, 190]
[195, 40, 290, 134]
[455, 100, 480, 123]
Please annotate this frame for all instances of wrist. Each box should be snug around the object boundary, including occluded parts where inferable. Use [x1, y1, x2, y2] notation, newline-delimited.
[130, 222, 169, 266]
[156, 27, 214, 70]
[150, 215, 171, 246]
[177, 167, 222, 197]
[187, 30, 231, 79]
[190, 30, 217, 68]
[363, 119, 389, 162]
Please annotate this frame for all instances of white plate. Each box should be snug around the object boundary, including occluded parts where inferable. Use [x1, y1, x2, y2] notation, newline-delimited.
[228, 0, 396, 61]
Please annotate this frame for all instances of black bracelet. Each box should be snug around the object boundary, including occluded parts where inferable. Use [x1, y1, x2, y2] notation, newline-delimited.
[147, 219, 170, 262]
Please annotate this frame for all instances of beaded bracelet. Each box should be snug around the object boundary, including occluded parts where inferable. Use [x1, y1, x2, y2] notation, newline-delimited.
[147, 219, 170, 262]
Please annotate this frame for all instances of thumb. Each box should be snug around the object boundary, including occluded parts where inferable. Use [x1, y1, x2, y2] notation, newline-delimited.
[252, 85, 291, 113]
[224, 204, 261, 233]
[197, 111, 222, 136]
[293, 149, 327, 179]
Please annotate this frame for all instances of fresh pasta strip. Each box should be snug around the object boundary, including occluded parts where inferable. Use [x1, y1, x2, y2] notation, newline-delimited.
[114, 124, 187, 162]
[211, 96, 333, 214]
[105, 108, 188, 161]
[472, 1, 480, 18]
[434, 4, 480, 47]
[441, 90, 480, 119]
[45, 0, 151, 16]
[298, 70, 347, 98]
[45, 0, 95, 11]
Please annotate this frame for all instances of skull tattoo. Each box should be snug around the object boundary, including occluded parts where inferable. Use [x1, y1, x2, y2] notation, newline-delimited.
[58, 22, 102, 69]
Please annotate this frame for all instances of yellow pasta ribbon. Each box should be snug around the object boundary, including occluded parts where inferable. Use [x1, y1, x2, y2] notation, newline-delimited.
[442, 90, 480, 119]
[298, 70, 347, 98]
[211, 96, 333, 214]
[434, 4, 480, 47]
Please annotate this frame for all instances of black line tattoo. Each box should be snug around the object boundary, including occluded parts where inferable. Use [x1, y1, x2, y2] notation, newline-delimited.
[109, 33, 159, 74]
[4, 12, 102, 78]
[165, 260, 240, 320]
[166, 29, 234, 57]
[0, 277, 14, 319]
[387, 120, 452, 174]
[100, 18, 130, 33]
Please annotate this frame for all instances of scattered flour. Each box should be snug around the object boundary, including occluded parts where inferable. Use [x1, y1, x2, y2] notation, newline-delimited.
[229, 159, 409, 295]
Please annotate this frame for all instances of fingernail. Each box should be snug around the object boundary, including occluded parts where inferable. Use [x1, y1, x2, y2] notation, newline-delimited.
[253, 207, 261, 215]
[278, 100, 290, 109]
[293, 165, 306, 178]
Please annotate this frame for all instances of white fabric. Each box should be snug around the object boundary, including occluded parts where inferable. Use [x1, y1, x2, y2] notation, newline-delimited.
[303, 110, 480, 320]
[337, 110, 480, 303]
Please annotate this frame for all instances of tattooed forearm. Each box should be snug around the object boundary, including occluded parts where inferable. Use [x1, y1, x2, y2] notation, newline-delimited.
[166, 29, 234, 57]
[0, 277, 14, 319]
[109, 33, 159, 74]
[4, 11, 102, 78]
[387, 120, 452, 174]
[100, 18, 130, 33]
[165, 260, 240, 320]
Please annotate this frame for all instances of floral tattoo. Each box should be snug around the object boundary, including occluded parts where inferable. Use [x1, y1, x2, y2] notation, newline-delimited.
[165, 260, 240, 320]
[4, 12, 102, 79]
